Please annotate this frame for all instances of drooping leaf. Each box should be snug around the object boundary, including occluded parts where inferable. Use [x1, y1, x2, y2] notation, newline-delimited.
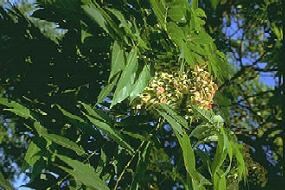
[157, 106, 203, 187]
[106, 8, 133, 37]
[55, 105, 85, 123]
[149, 0, 166, 28]
[82, 1, 123, 39]
[44, 133, 86, 156]
[80, 102, 110, 122]
[33, 122, 85, 156]
[156, 109, 184, 136]
[82, 2, 108, 32]
[83, 114, 134, 154]
[0, 97, 33, 119]
[131, 141, 151, 189]
[97, 74, 120, 104]
[109, 41, 125, 82]
[166, 22, 185, 48]
[159, 104, 188, 128]
[191, 0, 199, 9]
[233, 144, 247, 181]
[24, 141, 41, 167]
[111, 47, 138, 107]
[211, 129, 232, 190]
[57, 155, 109, 190]
[190, 124, 213, 140]
[130, 64, 151, 100]
[213, 171, 226, 190]
[191, 106, 215, 124]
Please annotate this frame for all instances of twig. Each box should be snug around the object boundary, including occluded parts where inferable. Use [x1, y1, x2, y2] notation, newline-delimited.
[113, 118, 163, 190]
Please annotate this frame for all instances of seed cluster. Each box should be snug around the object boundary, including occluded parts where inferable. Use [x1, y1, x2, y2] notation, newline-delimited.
[226, 146, 268, 188]
[247, 160, 267, 187]
[243, 146, 268, 188]
[134, 64, 218, 113]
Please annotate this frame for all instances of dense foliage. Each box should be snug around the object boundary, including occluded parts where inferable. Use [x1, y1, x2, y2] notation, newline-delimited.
[0, 0, 283, 189]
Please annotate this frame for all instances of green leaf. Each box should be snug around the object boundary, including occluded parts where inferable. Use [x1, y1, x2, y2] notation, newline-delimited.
[159, 104, 188, 128]
[166, 22, 185, 47]
[190, 124, 214, 140]
[177, 132, 198, 180]
[44, 133, 86, 156]
[81, 28, 92, 43]
[33, 122, 85, 156]
[84, 114, 134, 154]
[111, 47, 138, 107]
[0, 97, 33, 119]
[157, 107, 201, 184]
[106, 8, 133, 36]
[82, 3, 108, 32]
[109, 41, 125, 82]
[97, 74, 120, 104]
[271, 23, 283, 41]
[156, 109, 184, 136]
[181, 42, 196, 66]
[130, 64, 151, 99]
[80, 102, 110, 122]
[191, 106, 215, 124]
[213, 171, 226, 190]
[33, 122, 48, 136]
[55, 105, 85, 123]
[24, 141, 41, 167]
[0, 172, 12, 190]
[211, 131, 227, 174]
[57, 155, 109, 190]
[167, 1, 187, 23]
[234, 145, 247, 181]
[131, 142, 151, 189]
[149, 0, 166, 28]
[82, 1, 123, 39]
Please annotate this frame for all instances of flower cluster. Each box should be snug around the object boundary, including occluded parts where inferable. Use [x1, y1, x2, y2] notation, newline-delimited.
[187, 65, 218, 111]
[133, 64, 218, 113]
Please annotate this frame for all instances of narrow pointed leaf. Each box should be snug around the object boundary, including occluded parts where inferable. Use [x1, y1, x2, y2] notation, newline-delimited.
[149, 0, 166, 28]
[130, 64, 151, 99]
[109, 41, 125, 82]
[84, 114, 134, 154]
[0, 97, 33, 119]
[56, 105, 85, 123]
[111, 47, 138, 107]
[33, 122, 85, 156]
[57, 155, 109, 190]
[80, 102, 110, 122]
[24, 141, 41, 167]
[44, 133, 86, 156]
[97, 74, 120, 104]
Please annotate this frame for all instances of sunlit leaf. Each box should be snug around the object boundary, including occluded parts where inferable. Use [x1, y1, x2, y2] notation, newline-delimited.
[111, 47, 138, 107]
[0, 97, 33, 119]
[149, 0, 166, 28]
[130, 64, 151, 100]
[109, 41, 125, 82]
[25, 141, 41, 167]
